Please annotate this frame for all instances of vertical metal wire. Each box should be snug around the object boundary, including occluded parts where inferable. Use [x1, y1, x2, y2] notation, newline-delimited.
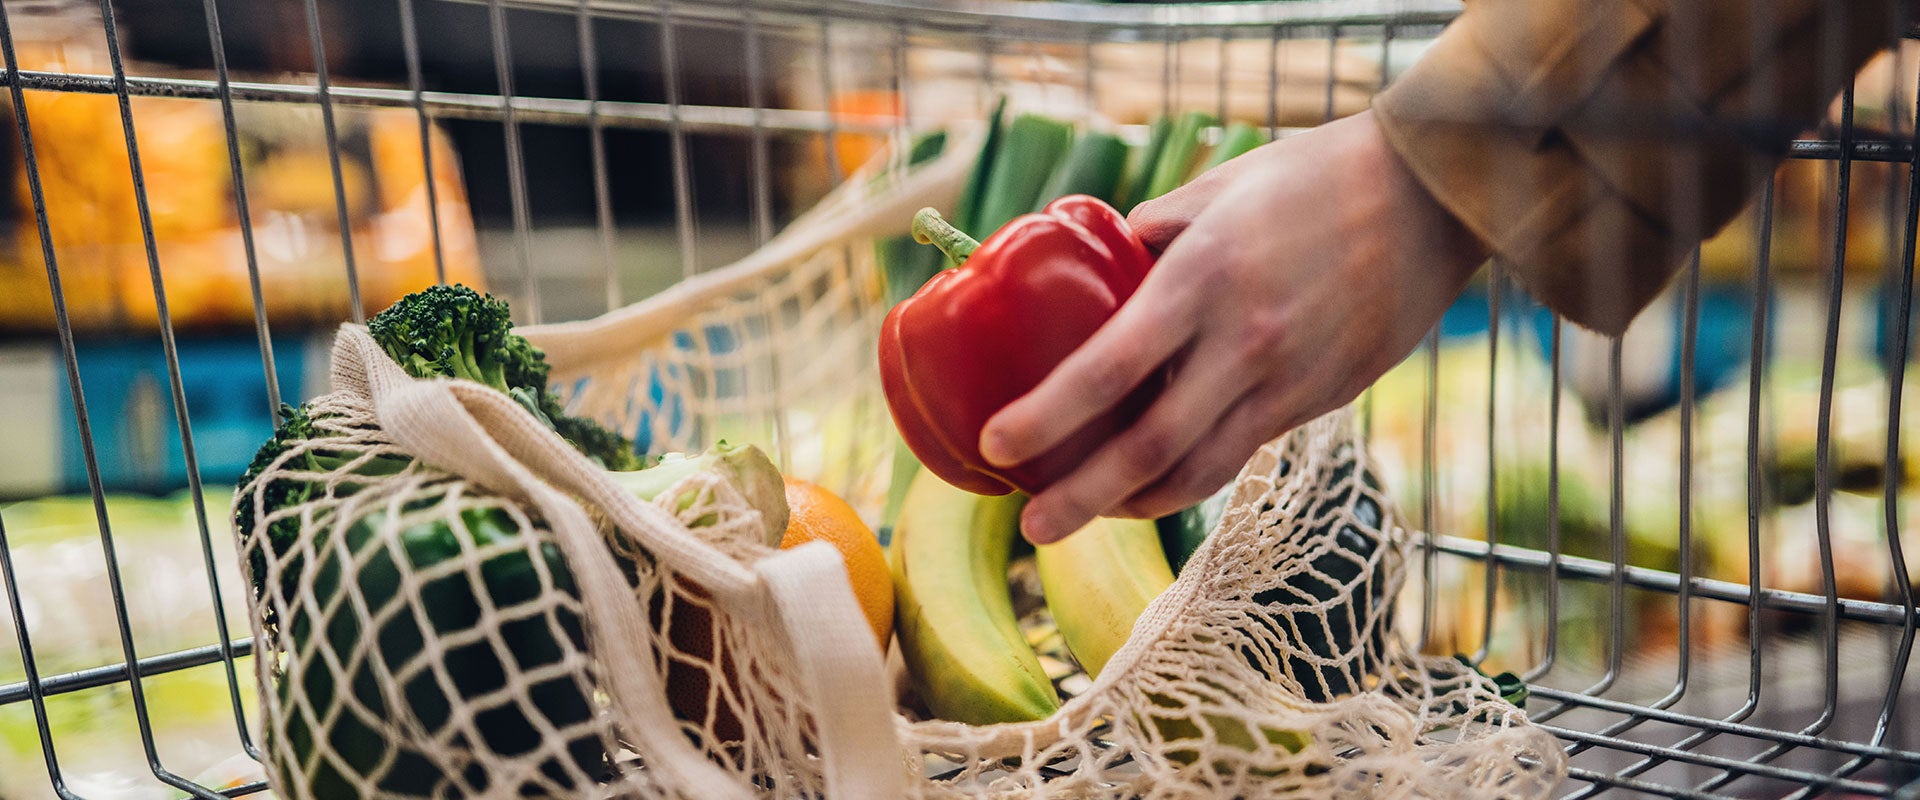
[301, 0, 363, 323]
[1675, 250, 1700, 692]
[1558, 256, 1707, 782]
[1868, 3, 1920, 753]
[1266, 24, 1282, 141]
[1419, 327, 1439, 649]
[486, 0, 541, 320]
[1875, 29, 1920, 758]
[659, 0, 699, 277]
[1797, 42, 1920, 798]
[579, 0, 619, 311]
[202, 0, 279, 421]
[1474, 263, 1501, 666]
[56, 2, 228, 795]
[1812, 22, 1920, 793]
[1525, 315, 1563, 682]
[187, 0, 267, 755]
[0, 510, 73, 799]
[1360, 22, 1393, 445]
[1604, 338, 1627, 696]
[1592, 176, 1788, 791]
[1735, 0, 1784, 761]
[744, 0, 774, 245]
[1807, 85, 1855, 738]
[1162, 23, 1176, 120]
[0, 12, 83, 795]
[396, 0, 446, 286]
[1082, 29, 1097, 125]
[1322, 24, 1339, 124]
[1214, 30, 1229, 125]
[1697, 85, 1863, 800]
[1744, 173, 1777, 731]
[817, 15, 846, 186]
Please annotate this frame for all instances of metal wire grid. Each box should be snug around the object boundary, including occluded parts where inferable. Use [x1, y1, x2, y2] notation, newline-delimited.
[0, 0, 1909, 797]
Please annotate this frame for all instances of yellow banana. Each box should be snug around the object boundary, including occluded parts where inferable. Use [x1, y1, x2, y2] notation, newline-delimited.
[1039, 517, 1311, 764]
[1034, 517, 1174, 678]
[890, 470, 1060, 724]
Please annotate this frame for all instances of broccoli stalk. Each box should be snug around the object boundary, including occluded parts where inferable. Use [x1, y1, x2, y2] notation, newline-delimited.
[367, 284, 644, 471]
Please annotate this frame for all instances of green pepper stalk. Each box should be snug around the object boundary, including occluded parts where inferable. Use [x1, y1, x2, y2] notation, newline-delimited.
[911, 207, 981, 267]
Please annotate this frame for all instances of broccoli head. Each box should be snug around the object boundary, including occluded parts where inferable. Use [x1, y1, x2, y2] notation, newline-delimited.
[368, 284, 643, 471]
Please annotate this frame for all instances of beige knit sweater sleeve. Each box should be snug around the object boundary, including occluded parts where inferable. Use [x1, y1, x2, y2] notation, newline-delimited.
[1374, 0, 1905, 334]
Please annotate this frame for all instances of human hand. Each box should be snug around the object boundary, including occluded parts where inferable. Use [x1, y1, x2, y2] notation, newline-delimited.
[980, 110, 1489, 544]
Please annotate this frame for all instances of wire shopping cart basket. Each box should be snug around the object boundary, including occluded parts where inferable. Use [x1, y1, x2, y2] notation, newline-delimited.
[0, 0, 1914, 797]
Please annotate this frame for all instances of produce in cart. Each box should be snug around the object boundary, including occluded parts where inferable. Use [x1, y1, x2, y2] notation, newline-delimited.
[235, 285, 789, 797]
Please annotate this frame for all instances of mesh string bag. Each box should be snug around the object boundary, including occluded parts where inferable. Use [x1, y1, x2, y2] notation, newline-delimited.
[233, 131, 1567, 799]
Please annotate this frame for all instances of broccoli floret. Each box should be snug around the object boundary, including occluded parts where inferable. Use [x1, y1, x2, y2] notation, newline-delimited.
[552, 414, 644, 471]
[368, 284, 642, 471]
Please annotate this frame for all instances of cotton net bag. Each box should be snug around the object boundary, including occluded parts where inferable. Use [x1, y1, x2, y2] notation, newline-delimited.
[233, 129, 1566, 799]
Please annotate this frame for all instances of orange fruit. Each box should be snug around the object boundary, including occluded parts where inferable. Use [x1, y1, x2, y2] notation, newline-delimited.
[663, 477, 893, 747]
[780, 477, 894, 651]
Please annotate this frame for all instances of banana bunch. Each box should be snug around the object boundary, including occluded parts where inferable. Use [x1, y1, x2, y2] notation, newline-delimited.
[891, 467, 1321, 769]
[891, 468, 1178, 725]
[890, 472, 1060, 724]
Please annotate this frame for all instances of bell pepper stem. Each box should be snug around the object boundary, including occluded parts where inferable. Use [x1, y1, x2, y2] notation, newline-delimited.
[913, 207, 980, 266]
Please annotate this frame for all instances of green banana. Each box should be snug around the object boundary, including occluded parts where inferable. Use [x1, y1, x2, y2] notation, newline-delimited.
[890, 471, 1060, 724]
[1035, 517, 1174, 678]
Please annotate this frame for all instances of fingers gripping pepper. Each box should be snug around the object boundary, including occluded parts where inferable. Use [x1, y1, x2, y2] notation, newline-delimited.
[879, 194, 1158, 495]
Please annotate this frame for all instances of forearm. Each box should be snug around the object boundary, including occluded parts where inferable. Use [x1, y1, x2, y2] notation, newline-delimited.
[1375, 0, 1906, 335]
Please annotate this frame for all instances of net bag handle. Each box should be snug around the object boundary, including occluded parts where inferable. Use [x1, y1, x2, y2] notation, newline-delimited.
[330, 326, 904, 799]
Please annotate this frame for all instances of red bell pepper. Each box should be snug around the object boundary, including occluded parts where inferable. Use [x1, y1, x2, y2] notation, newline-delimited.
[879, 194, 1158, 496]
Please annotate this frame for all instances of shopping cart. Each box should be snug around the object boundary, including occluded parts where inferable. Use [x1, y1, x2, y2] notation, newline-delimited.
[0, 0, 1914, 797]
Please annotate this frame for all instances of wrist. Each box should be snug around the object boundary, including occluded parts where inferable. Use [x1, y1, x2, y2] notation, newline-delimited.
[1360, 109, 1489, 278]
[1353, 110, 1490, 285]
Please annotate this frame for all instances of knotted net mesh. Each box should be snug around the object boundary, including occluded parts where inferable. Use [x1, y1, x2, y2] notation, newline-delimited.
[231, 136, 1565, 799]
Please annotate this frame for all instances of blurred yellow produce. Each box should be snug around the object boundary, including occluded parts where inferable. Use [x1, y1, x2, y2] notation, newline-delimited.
[0, 7, 484, 335]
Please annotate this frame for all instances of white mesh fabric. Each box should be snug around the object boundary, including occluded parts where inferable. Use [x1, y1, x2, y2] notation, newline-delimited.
[233, 131, 1565, 799]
